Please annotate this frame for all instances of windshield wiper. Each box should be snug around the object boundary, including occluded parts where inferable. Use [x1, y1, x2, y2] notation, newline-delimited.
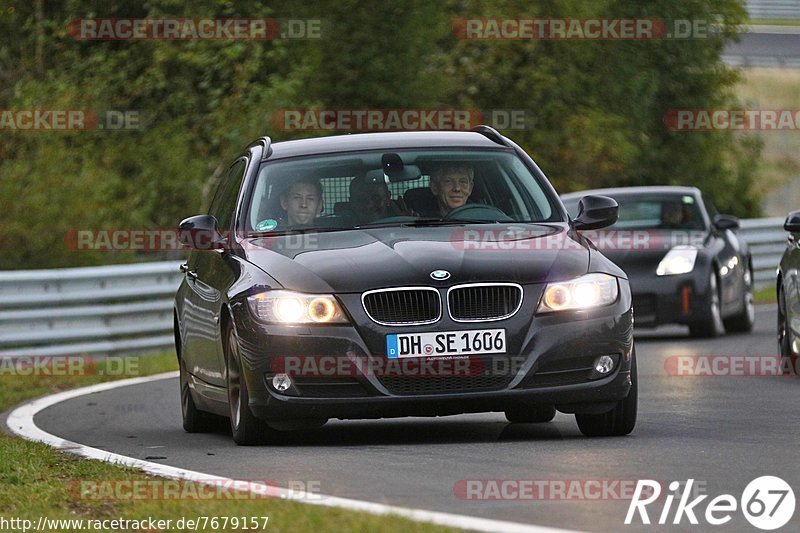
[355, 218, 503, 229]
[248, 220, 557, 234]
[408, 218, 514, 226]
[245, 227, 350, 238]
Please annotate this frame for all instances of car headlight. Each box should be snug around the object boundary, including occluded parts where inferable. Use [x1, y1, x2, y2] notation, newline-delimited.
[248, 290, 349, 324]
[656, 246, 698, 276]
[538, 273, 619, 313]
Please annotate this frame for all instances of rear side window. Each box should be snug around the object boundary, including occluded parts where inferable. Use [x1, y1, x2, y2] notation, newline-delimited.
[209, 159, 247, 230]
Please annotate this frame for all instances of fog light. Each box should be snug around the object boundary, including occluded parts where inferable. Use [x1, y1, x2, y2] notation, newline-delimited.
[595, 355, 615, 375]
[272, 373, 292, 392]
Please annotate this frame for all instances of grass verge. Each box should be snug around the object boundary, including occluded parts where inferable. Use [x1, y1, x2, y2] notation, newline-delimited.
[0, 352, 456, 533]
[754, 285, 777, 305]
[748, 19, 800, 27]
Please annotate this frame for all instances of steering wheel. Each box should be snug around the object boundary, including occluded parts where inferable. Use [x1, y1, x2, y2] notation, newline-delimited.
[444, 204, 511, 221]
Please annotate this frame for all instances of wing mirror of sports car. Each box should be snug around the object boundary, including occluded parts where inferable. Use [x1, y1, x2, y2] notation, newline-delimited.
[178, 215, 226, 251]
[784, 210, 800, 233]
[713, 214, 740, 231]
[571, 195, 619, 230]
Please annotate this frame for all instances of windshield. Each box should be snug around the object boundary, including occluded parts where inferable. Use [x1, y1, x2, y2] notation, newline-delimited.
[245, 149, 560, 233]
[562, 193, 706, 231]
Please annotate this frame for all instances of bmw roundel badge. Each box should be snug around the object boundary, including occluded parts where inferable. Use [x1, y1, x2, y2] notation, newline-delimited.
[430, 269, 451, 280]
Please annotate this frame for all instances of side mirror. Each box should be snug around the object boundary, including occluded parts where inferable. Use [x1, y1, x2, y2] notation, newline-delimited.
[178, 215, 225, 250]
[572, 195, 619, 230]
[713, 214, 739, 231]
[785, 210, 800, 233]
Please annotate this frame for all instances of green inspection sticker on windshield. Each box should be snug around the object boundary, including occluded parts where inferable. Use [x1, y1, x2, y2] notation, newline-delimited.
[255, 219, 278, 231]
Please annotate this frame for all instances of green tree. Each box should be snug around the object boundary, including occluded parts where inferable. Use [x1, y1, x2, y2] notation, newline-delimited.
[444, 0, 760, 215]
[0, 0, 762, 270]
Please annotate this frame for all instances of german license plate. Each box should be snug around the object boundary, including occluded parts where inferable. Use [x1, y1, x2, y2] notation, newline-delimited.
[386, 329, 506, 359]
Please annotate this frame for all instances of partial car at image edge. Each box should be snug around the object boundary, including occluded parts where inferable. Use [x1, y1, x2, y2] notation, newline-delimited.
[778, 209, 800, 360]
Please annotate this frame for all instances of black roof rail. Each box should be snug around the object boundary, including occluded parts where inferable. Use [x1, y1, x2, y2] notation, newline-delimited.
[471, 125, 510, 147]
[247, 136, 273, 160]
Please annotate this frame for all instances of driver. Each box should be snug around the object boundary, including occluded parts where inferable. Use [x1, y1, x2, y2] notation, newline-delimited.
[280, 177, 323, 228]
[430, 164, 474, 216]
[660, 201, 685, 228]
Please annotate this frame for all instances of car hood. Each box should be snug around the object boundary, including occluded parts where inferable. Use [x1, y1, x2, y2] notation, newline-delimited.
[243, 223, 592, 293]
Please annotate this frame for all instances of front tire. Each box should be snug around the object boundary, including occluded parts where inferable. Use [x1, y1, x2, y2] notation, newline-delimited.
[575, 351, 637, 437]
[689, 269, 724, 338]
[180, 359, 217, 433]
[225, 323, 272, 445]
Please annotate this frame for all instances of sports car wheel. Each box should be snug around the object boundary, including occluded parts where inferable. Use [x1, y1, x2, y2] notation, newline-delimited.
[575, 350, 637, 437]
[724, 264, 755, 333]
[689, 269, 724, 338]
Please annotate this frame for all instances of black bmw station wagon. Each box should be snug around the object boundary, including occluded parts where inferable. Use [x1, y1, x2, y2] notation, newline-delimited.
[174, 127, 636, 444]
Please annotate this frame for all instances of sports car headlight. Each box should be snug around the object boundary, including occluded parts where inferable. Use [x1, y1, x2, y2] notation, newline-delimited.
[656, 246, 698, 276]
[248, 290, 348, 324]
[538, 273, 619, 313]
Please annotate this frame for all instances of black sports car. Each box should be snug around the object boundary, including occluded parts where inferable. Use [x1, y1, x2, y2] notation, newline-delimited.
[778, 210, 800, 359]
[561, 187, 754, 338]
[174, 127, 637, 444]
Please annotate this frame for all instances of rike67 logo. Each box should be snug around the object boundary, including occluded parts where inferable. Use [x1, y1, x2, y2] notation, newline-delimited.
[626, 477, 795, 530]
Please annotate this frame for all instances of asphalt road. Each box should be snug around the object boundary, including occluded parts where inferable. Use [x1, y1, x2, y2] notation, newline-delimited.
[32, 306, 800, 532]
[724, 28, 800, 67]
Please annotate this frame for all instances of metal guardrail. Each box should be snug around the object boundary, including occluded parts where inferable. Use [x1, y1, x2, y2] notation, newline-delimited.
[0, 218, 788, 358]
[0, 262, 182, 358]
[747, 0, 800, 20]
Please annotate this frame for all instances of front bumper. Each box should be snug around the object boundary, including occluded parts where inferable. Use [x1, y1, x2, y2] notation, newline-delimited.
[629, 270, 709, 327]
[231, 281, 633, 422]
